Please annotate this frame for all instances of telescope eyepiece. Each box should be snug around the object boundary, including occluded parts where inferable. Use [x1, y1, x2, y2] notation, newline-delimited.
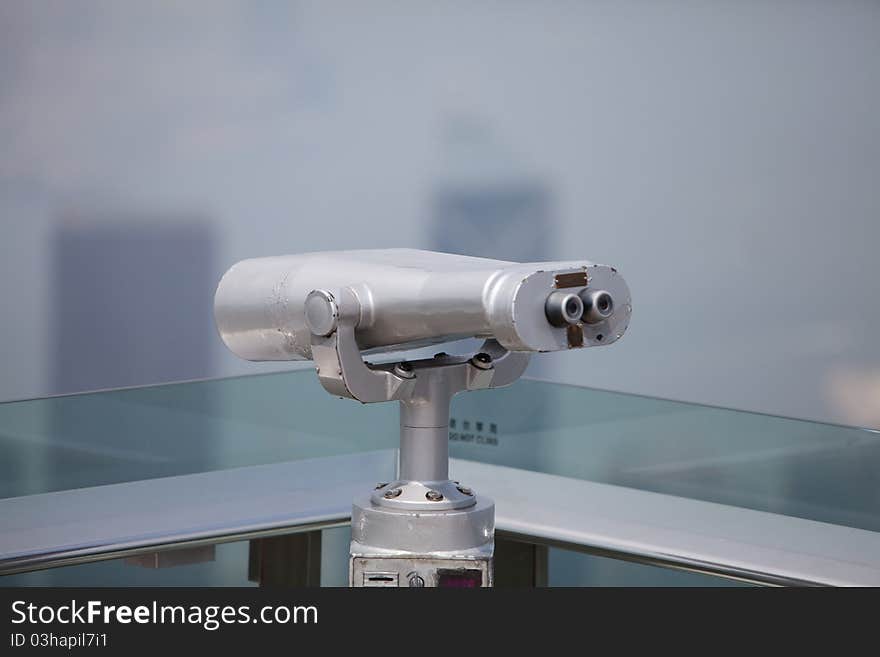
[580, 289, 614, 324]
[545, 291, 584, 327]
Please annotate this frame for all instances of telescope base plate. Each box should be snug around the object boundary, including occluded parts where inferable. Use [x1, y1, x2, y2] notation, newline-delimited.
[349, 493, 495, 587]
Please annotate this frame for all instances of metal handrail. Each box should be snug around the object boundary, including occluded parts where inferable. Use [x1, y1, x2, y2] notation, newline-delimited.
[2, 451, 879, 585]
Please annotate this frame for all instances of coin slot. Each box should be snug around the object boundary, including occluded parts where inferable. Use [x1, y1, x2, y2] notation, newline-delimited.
[363, 572, 399, 587]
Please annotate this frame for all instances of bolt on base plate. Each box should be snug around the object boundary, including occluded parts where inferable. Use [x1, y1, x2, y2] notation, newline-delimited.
[372, 479, 477, 511]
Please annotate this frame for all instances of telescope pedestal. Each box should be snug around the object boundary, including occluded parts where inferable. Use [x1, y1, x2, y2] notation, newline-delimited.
[305, 287, 530, 587]
[350, 390, 497, 588]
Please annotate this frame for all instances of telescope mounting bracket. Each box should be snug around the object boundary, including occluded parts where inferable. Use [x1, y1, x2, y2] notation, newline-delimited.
[308, 286, 530, 512]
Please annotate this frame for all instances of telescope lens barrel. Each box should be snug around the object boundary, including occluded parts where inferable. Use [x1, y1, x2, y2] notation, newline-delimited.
[545, 291, 584, 327]
[580, 289, 614, 324]
[214, 249, 630, 359]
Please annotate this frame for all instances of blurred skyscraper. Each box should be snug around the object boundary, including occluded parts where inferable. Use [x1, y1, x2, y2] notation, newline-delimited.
[429, 117, 557, 473]
[430, 117, 554, 263]
[52, 216, 216, 394]
[48, 216, 220, 489]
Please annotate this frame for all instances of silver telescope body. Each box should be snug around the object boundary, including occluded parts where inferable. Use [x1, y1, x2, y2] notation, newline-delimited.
[214, 248, 630, 359]
[214, 248, 631, 588]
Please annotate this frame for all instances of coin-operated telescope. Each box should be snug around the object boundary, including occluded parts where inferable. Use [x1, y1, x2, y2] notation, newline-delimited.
[215, 249, 631, 587]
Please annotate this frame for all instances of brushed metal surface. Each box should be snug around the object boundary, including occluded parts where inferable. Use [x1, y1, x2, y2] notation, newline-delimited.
[2, 452, 879, 585]
[451, 460, 880, 587]
[213, 249, 631, 360]
[0, 451, 394, 576]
